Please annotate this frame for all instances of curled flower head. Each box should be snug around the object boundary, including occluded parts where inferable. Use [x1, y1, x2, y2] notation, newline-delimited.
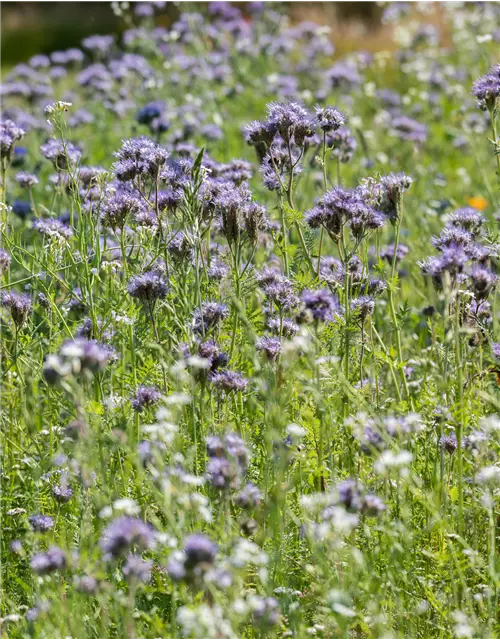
[266, 101, 314, 145]
[1, 291, 32, 327]
[209, 370, 248, 393]
[40, 139, 81, 170]
[127, 271, 169, 302]
[256, 336, 282, 361]
[33, 218, 72, 240]
[448, 207, 485, 235]
[113, 137, 168, 181]
[100, 190, 142, 230]
[0, 118, 25, 161]
[131, 385, 162, 412]
[28, 514, 54, 533]
[315, 105, 346, 132]
[16, 171, 38, 188]
[351, 295, 375, 320]
[0, 248, 11, 274]
[192, 301, 229, 335]
[301, 289, 341, 323]
[472, 64, 500, 110]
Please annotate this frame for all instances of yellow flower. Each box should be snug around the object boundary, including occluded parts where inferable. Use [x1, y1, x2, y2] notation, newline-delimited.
[468, 196, 488, 211]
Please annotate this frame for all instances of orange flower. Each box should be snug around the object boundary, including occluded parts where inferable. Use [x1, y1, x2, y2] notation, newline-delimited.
[468, 196, 488, 211]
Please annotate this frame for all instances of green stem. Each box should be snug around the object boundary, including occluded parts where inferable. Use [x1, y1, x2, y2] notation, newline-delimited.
[490, 107, 500, 183]
[454, 294, 464, 537]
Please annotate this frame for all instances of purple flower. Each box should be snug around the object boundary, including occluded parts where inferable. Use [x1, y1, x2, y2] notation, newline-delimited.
[301, 289, 341, 323]
[448, 207, 485, 235]
[166, 533, 217, 582]
[380, 243, 409, 264]
[234, 482, 262, 508]
[53, 483, 73, 503]
[59, 338, 112, 375]
[100, 190, 142, 229]
[28, 514, 54, 532]
[198, 339, 228, 371]
[224, 432, 250, 468]
[127, 271, 168, 302]
[0, 119, 25, 161]
[491, 342, 500, 360]
[122, 554, 152, 582]
[439, 433, 457, 454]
[12, 200, 32, 219]
[33, 218, 72, 239]
[40, 139, 81, 170]
[0, 248, 11, 274]
[100, 516, 155, 558]
[326, 61, 361, 89]
[432, 227, 472, 251]
[205, 432, 249, 489]
[192, 301, 229, 334]
[327, 126, 357, 163]
[307, 186, 383, 238]
[362, 494, 386, 516]
[256, 336, 282, 361]
[469, 265, 497, 301]
[377, 173, 413, 223]
[252, 596, 280, 626]
[266, 316, 299, 337]
[82, 34, 114, 55]
[184, 534, 218, 568]
[113, 137, 168, 181]
[207, 259, 229, 280]
[263, 276, 299, 311]
[315, 105, 346, 132]
[16, 171, 38, 188]
[266, 101, 314, 145]
[137, 101, 165, 126]
[391, 116, 427, 144]
[30, 546, 66, 574]
[74, 575, 98, 594]
[131, 385, 162, 412]
[350, 296, 375, 320]
[209, 370, 248, 393]
[472, 64, 500, 110]
[1, 291, 32, 327]
[336, 479, 364, 511]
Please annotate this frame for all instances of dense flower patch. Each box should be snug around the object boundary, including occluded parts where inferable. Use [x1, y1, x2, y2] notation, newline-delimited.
[1, 2, 500, 638]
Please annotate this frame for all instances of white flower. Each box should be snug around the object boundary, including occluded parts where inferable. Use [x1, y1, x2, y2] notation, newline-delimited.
[230, 539, 268, 569]
[475, 465, 500, 485]
[44, 101, 72, 114]
[286, 423, 306, 438]
[374, 450, 413, 476]
[113, 498, 140, 515]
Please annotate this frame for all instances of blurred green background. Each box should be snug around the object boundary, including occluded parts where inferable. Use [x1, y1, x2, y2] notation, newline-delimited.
[1, 2, 385, 66]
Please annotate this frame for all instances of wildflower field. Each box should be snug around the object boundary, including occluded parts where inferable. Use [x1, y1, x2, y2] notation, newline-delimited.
[1, 2, 500, 638]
